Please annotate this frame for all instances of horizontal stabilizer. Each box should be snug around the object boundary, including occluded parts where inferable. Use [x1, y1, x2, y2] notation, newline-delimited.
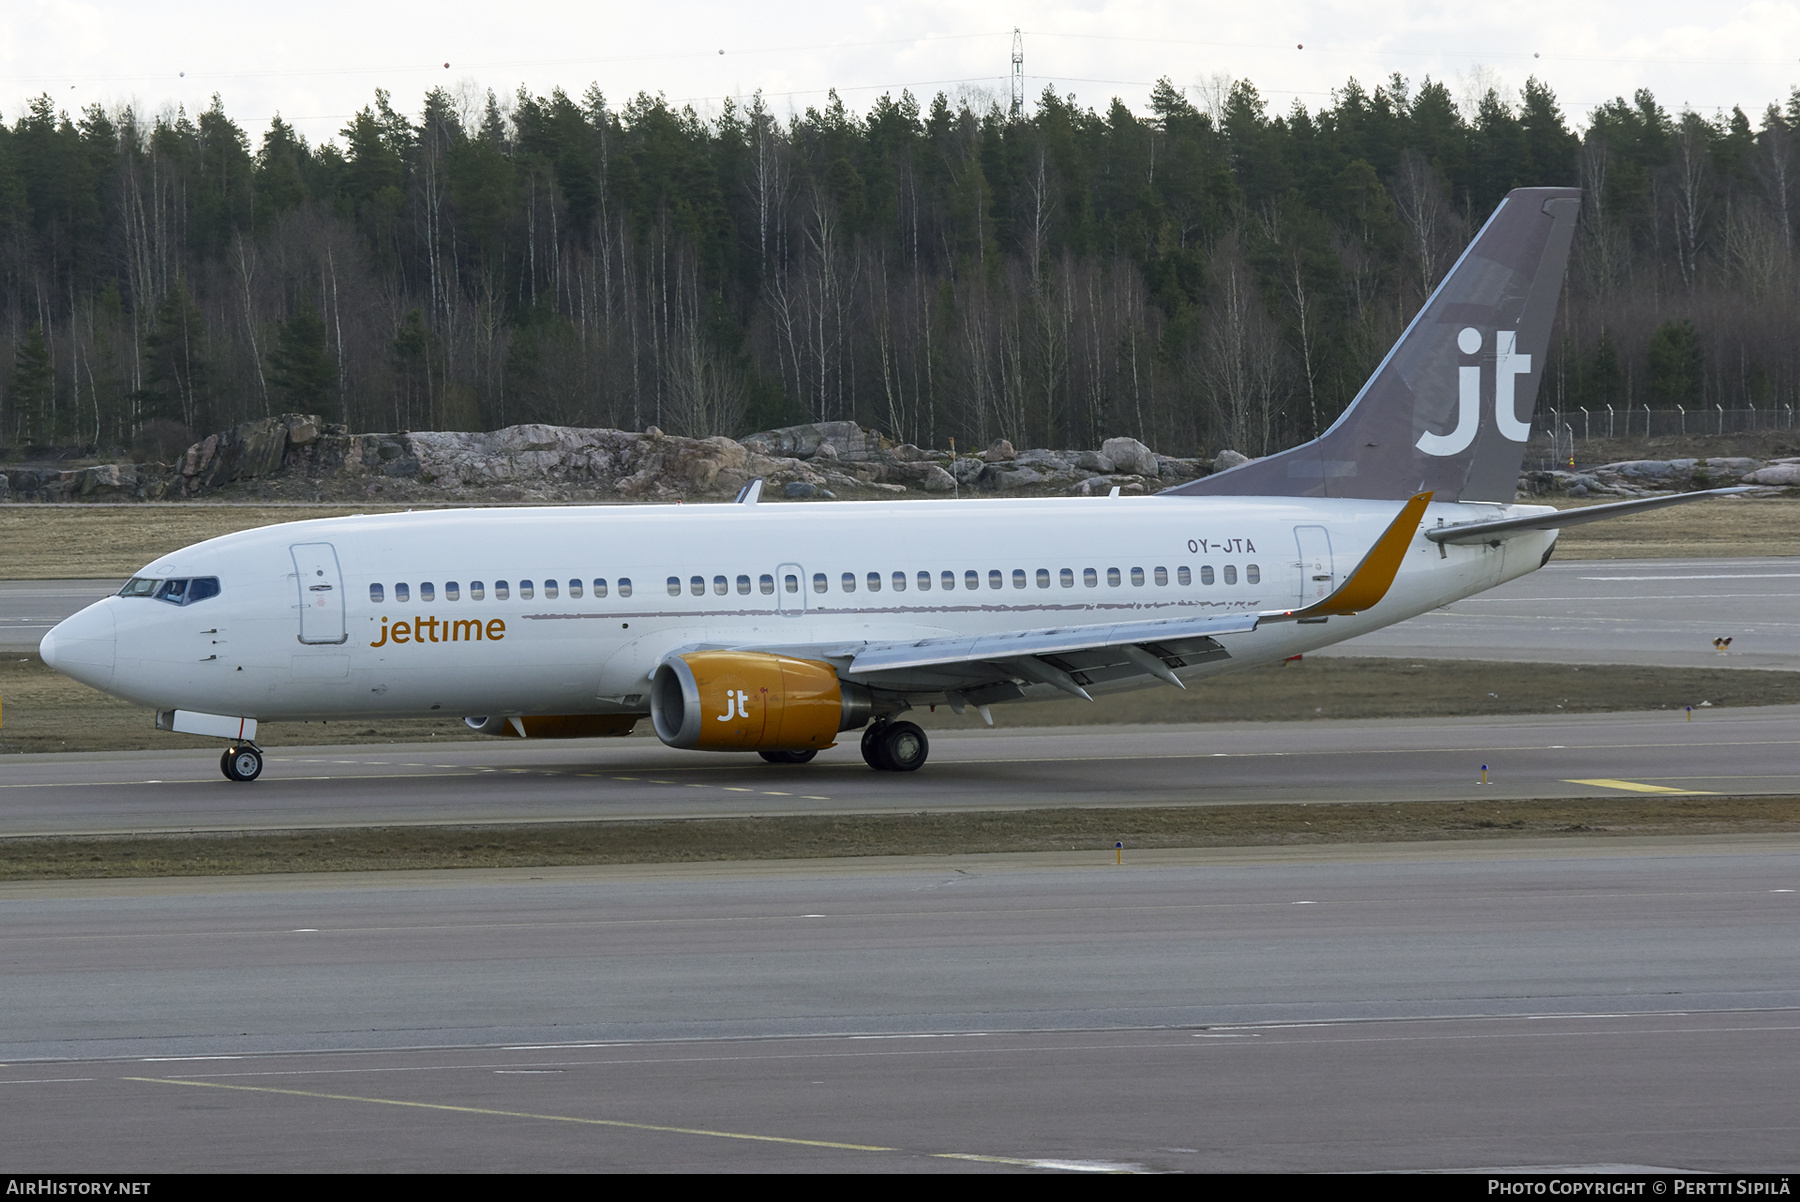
[1425, 487, 1758, 544]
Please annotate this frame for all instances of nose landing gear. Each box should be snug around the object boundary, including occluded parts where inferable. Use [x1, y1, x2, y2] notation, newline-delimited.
[860, 720, 929, 772]
[221, 744, 264, 782]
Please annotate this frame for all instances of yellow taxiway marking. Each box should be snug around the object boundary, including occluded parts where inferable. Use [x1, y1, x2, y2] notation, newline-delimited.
[121, 1077, 1084, 1167]
[1564, 778, 1718, 795]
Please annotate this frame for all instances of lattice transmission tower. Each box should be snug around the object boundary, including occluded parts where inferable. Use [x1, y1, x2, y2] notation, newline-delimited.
[1010, 29, 1024, 121]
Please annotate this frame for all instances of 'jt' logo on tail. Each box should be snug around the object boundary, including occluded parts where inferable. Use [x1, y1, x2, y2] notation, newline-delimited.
[717, 689, 751, 721]
[1416, 327, 1535, 457]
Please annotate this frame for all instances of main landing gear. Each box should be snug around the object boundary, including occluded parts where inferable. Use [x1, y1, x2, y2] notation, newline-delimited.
[860, 720, 929, 772]
[220, 744, 264, 782]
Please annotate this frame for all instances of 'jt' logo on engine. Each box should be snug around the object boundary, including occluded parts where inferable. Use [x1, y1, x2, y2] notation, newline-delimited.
[718, 689, 751, 721]
[1416, 327, 1534, 456]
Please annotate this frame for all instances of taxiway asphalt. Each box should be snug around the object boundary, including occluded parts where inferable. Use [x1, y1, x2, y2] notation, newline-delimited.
[2, 706, 1797, 836]
[3, 838, 1797, 1171]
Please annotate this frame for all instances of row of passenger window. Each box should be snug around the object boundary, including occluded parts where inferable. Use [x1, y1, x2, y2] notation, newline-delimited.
[370, 578, 635, 603]
[371, 563, 1262, 605]
[795, 565, 1260, 594]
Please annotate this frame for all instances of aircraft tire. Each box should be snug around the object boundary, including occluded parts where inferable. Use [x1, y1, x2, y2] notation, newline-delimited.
[876, 721, 929, 772]
[861, 722, 892, 770]
[221, 746, 263, 782]
[758, 749, 818, 764]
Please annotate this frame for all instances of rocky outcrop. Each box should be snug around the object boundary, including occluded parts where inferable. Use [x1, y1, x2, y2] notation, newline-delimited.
[1519, 456, 1799, 498]
[1, 415, 1215, 503]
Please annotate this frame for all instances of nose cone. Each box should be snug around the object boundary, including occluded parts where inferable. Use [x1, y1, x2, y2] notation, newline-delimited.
[41, 602, 116, 690]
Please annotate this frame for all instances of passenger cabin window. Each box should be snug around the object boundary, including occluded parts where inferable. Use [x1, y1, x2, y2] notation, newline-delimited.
[495, 581, 510, 600]
[592, 579, 607, 598]
[667, 577, 681, 596]
[1246, 564, 1260, 584]
[1177, 567, 1191, 586]
[446, 581, 460, 601]
[1060, 568, 1074, 588]
[738, 575, 753, 595]
[813, 573, 827, 593]
[569, 579, 582, 598]
[421, 582, 435, 602]
[543, 580, 558, 600]
[1012, 569, 1026, 589]
[713, 576, 727, 596]
[1107, 568, 1122, 587]
[1223, 565, 1238, 585]
[917, 571, 932, 591]
[690, 576, 705, 597]
[987, 570, 1002, 589]
[1200, 566, 1214, 586]
[1130, 567, 1145, 586]
[472, 581, 486, 600]
[842, 572, 857, 593]
[369, 583, 384, 603]
[892, 571, 907, 592]
[1084, 568, 1097, 587]
[943, 571, 956, 590]
[1154, 567, 1168, 586]
[617, 579, 632, 597]
[396, 583, 411, 602]
[759, 574, 774, 595]
[783, 574, 798, 594]
[1037, 569, 1051, 588]
[866, 572, 881, 593]
[521, 580, 536, 599]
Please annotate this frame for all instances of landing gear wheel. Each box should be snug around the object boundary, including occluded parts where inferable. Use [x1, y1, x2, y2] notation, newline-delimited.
[759, 749, 818, 764]
[859, 722, 929, 771]
[220, 745, 263, 782]
[861, 722, 891, 770]
[877, 721, 928, 772]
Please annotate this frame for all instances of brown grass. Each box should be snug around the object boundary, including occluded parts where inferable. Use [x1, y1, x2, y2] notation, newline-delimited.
[5, 796, 1798, 880]
[2, 488, 1796, 579]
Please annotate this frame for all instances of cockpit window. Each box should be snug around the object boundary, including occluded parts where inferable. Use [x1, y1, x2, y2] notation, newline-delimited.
[121, 577, 220, 606]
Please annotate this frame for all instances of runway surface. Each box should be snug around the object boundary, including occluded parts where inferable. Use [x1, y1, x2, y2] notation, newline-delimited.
[3, 839, 1797, 1171]
[0, 579, 122, 652]
[4, 707, 1797, 837]
[3, 557, 1797, 667]
[1318, 556, 1800, 670]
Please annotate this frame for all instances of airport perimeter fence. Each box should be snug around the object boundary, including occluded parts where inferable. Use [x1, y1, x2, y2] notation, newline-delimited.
[1542, 404, 1799, 442]
[1524, 405, 1797, 471]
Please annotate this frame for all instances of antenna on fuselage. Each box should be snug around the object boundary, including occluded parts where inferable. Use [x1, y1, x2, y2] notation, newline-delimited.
[734, 478, 764, 505]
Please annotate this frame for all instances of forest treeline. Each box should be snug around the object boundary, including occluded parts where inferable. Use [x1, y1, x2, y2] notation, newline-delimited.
[2, 72, 1796, 460]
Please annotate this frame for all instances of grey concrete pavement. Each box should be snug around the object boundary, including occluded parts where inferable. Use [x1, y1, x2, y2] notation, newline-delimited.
[3, 707, 1797, 837]
[1320, 556, 1800, 670]
[2, 839, 1797, 1170]
[0, 579, 121, 652]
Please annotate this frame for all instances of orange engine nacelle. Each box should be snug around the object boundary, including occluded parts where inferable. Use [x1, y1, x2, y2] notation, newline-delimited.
[651, 652, 872, 752]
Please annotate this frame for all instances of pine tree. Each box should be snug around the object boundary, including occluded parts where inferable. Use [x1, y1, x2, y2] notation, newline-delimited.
[9, 324, 53, 447]
[268, 306, 335, 418]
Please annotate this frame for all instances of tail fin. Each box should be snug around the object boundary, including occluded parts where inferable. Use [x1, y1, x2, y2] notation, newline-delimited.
[1166, 187, 1581, 502]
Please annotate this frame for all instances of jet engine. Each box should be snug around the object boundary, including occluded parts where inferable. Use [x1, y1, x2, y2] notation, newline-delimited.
[651, 651, 872, 751]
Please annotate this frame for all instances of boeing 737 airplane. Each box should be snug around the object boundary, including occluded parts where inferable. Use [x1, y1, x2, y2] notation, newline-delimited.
[37, 187, 1749, 781]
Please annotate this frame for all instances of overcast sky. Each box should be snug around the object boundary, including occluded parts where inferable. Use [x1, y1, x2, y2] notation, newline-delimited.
[7, 0, 1800, 145]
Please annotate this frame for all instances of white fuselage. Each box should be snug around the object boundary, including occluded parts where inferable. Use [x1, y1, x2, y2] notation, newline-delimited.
[43, 494, 1555, 723]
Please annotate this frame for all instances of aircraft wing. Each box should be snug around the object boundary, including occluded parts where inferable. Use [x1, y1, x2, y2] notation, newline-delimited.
[671, 492, 1436, 709]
